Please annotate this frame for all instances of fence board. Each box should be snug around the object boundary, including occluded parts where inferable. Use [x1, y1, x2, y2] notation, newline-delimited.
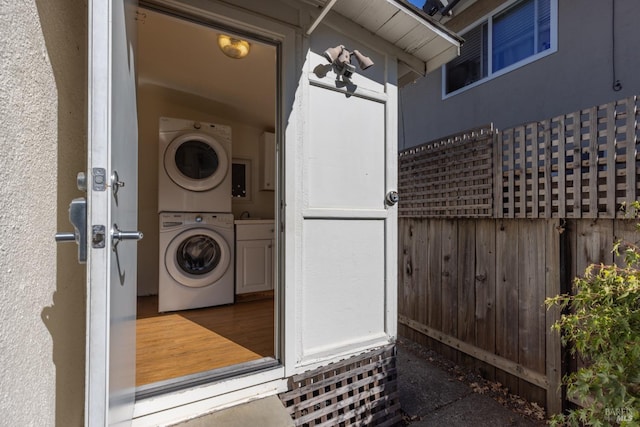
[570, 111, 582, 218]
[506, 129, 515, 218]
[475, 220, 497, 379]
[517, 126, 527, 217]
[576, 220, 615, 273]
[557, 116, 567, 218]
[416, 220, 429, 327]
[543, 120, 553, 219]
[532, 124, 540, 218]
[427, 220, 442, 331]
[606, 105, 617, 217]
[495, 220, 520, 393]
[440, 219, 458, 361]
[587, 107, 598, 218]
[398, 220, 414, 323]
[625, 97, 638, 206]
[399, 316, 548, 390]
[458, 219, 476, 343]
[546, 219, 563, 414]
[517, 220, 546, 404]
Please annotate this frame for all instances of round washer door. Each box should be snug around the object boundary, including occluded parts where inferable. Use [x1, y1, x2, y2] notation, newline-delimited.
[165, 228, 231, 288]
[164, 132, 229, 192]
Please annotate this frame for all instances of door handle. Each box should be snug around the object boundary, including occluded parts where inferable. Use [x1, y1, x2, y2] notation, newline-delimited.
[111, 224, 143, 250]
[55, 198, 88, 263]
[385, 190, 399, 206]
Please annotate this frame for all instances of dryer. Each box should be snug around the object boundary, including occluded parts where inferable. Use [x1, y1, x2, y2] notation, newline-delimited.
[159, 212, 234, 312]
[158, 117, 232, 213]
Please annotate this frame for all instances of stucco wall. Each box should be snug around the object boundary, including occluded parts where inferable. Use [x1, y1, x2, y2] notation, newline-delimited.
[399, 0, 640, 148]
[0, 0, 87, 425]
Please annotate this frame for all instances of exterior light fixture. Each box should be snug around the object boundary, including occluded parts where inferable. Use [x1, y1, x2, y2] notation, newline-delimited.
[323, 45, 374, 79]
[217, 34, 251, 59]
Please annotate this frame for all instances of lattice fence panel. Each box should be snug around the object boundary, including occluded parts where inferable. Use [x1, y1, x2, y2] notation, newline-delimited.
[279, 346, 401, 427]
[498, 96, 640, 218]
[398, 126, 495, 218]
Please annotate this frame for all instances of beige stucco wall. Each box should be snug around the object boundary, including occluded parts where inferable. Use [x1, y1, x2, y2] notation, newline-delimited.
[0, 0, 87, 425]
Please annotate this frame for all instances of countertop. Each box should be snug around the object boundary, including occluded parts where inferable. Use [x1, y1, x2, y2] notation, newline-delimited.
[234, 219, 275, 225]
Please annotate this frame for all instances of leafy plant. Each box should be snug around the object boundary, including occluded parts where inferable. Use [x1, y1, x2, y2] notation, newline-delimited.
[546, 203, 640, 426]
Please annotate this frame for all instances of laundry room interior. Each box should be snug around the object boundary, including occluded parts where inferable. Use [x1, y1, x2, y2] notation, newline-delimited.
[134, 7, 278, 388]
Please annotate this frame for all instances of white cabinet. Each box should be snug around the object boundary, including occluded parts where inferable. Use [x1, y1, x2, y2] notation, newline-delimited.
[259, 131, 275, 191]
[235, 221, 274, 294]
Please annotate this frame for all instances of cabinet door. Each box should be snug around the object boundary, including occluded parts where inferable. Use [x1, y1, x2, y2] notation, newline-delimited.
[236, 239, 273, 294]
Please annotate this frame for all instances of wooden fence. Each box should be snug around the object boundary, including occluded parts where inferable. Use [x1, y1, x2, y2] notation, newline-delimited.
[397, 96, 640, 415]
[399, 96, 640, 220]
[497, 97, 640, 219]
[398, 126, 495, 218]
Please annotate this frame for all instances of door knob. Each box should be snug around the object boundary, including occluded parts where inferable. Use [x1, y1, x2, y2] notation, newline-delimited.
[111, 224, 143, 250]
[385, 190, 399, 206]
[55, 198, 88, 263]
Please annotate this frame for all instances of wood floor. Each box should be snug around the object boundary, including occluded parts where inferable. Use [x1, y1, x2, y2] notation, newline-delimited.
[136, 295, 274, 386]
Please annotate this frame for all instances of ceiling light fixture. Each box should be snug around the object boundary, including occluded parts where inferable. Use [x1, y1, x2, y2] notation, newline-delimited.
[217, 34, 251, 59]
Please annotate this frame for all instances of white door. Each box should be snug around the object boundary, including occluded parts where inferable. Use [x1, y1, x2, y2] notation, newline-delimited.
[299, 82, 398, 360]
[86, 0, 139, 425]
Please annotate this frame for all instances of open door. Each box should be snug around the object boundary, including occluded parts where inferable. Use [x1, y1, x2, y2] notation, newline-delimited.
[86, 0, 140, 425]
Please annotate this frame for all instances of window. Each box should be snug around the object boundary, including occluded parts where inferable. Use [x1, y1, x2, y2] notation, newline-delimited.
[232, 158, 252, 199]
[444, 0, 556, 95]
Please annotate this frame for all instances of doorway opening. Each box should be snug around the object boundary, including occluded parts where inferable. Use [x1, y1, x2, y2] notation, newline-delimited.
[134, 6, 279, 391]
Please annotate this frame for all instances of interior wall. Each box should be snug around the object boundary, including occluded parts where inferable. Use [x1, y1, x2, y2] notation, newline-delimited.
[137, 83, 275, 295]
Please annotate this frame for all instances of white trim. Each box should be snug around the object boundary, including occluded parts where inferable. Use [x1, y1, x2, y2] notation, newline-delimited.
[306, 0, 337, 35]
[86, 0, 113, 424]
[441, 0, 558, 99]
[298, 332, 391, 364]
[129, 0, 296, 421]
[297, 337, 392, 371]
[385, 0, 462, 47]
[133, 371, 288, 426]
[384, 58, 399, 342]
[307, 73, 389, 103]
[302, 208, 389, 219]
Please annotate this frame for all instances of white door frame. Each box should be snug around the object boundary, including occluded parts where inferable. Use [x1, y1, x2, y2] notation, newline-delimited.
[87, 0, 140, 424]
[126, 1, 300, 423]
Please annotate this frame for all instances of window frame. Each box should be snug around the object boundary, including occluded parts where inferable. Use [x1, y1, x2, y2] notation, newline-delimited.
[442, 0, 558, 99]
[232, 157, 253, 201]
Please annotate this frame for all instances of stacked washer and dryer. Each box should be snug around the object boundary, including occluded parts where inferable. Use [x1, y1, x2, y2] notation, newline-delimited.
[158, 117, 235, 312]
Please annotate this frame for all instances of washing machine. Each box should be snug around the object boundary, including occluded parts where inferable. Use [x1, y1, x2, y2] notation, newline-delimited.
[159, 212, 235, 312]
[158, 117, 232, 213]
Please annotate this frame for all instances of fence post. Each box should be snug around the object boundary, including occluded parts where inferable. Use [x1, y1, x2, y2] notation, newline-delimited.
[545, 219, 563, 414]
[494, 130, 503, 218]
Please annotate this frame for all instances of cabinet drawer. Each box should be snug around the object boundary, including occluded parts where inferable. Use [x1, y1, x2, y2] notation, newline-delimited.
[236, 223, 275, 240]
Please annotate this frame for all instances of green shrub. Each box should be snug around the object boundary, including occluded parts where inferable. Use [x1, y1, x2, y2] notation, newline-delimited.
[546, 208, 640, 426]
